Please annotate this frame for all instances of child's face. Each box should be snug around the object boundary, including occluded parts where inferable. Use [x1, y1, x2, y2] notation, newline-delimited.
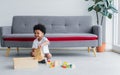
[34, 30, 44, 39]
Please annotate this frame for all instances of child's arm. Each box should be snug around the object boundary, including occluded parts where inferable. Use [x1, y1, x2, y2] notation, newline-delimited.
[32, 48, 36, 52]
[40, 40, 49, 47]
[31, 48, 36, 57]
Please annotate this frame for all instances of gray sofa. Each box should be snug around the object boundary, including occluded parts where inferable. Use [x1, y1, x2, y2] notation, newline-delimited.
[0, 16, 102, 56]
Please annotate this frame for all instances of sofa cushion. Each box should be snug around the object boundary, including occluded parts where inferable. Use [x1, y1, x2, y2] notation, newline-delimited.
[3, 34, 34, 41]
[12, 16, 92, 34]
[3, 33, 97, 41]
[46, 33, 97, 41]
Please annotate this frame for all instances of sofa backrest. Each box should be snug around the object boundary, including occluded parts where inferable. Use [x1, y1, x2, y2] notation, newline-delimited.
[12, 16, 92, 34]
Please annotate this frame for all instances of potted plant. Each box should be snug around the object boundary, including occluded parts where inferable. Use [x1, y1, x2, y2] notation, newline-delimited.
[85, 0, 118, 52]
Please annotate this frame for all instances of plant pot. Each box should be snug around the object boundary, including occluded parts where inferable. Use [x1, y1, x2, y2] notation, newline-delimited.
[96, 42, 106, 52]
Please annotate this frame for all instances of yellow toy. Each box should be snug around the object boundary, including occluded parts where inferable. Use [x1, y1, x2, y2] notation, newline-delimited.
[49, 62, 55, 68]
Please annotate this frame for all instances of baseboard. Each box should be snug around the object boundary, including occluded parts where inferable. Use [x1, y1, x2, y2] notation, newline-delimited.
[112, 49, 120, 54]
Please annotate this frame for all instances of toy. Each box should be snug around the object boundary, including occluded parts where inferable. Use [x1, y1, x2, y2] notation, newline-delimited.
[33, 47, 45, 62]
[47, 60, 51, 64]
[49, 62, 55, 68]
[47, 60, 62, 68]
[61, 62, 75, 69]
[54, 60, 62, 67]
[13, 57, 38, 69]
[47, 60, 75, 69]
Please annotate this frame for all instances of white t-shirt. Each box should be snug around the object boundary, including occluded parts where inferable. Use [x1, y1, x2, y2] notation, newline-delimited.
[32, 37, 50, 54]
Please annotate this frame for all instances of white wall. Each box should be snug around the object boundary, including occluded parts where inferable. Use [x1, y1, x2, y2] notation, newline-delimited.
[0, 0, 96, 26]
[112, 0, 120, 53]
[105, 18, 113, 51]
[0, 0, 112, 50]
[118, 0, 120, 44]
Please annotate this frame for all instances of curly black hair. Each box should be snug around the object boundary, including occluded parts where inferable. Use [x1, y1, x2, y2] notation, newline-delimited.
[33, 24, 46, 34]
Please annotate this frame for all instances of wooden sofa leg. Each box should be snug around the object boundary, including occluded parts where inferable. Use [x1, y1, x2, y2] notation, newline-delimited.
[92, 47, 96, 57]
[88, 47, 90, 53]
[6, 47, 10, 57]
[16, 47, 19, 55]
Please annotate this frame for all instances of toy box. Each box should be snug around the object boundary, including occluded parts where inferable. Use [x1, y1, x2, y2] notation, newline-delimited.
[13, 57, 38, 69]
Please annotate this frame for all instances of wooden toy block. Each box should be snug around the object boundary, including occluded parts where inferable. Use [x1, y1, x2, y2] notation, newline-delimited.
[13, 57, 38, 69]
[33, 47, 45, 61]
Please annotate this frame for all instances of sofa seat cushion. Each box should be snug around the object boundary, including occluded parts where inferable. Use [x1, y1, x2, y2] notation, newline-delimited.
[46, 33, 98, 41]
[3, 34, 35, 41]
[3, 33, 98, 41]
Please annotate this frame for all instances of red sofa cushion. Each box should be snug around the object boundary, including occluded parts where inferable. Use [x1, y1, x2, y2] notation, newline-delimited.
[3, 36, 97, 41]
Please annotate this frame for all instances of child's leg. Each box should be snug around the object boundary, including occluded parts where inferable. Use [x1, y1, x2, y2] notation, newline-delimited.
[31, 49, 35, 57]
[38, 53, 52, 63]
[45, 53, 52, 60]
[31, 52, 34, 57]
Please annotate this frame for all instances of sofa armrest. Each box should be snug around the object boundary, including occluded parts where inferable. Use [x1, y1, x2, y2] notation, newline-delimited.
[92, 25, 102, 46]
[0, 26, 12, 46]
[0, 26, 12, 35]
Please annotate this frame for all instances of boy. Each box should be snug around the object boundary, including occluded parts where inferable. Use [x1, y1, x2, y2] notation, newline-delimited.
[32, 24, 52, 63]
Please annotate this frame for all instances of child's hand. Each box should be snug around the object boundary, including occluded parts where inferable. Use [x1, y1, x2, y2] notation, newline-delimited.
[38, 44, 41, 48]
[39, 44, 44, 48]
[38, 45, 43, 48]
[31, 51, 35, 57]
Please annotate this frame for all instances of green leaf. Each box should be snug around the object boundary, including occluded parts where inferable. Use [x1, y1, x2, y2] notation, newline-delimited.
[100, 10, 107, 16]
[107, 13, 112, 19]
[96, 1, 104, 5]
[94, 5, 101, 12]
[88, 6, 94, 11]
[103, 0, 109, 7]
[109, 0, 113, 2]
[98, 4, 105, 12]
[85, 0, 117, 21]
[110, 6, 118, 13]
[95, 0, 102, 3]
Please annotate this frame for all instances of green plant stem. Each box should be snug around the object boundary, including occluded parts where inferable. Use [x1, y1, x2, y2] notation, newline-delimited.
[96, 12, 99, 25]
[101, 15, 104, 25]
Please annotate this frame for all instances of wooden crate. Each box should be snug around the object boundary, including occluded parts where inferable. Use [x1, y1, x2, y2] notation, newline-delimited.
[13, 57, 38, 69]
